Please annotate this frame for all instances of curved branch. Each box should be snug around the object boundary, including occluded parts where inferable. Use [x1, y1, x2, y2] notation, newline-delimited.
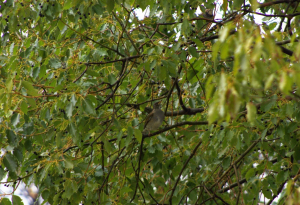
[73, 64, 89, 83]
[174, 80, 190, 112]
[131, 137, 145, 202]
[218, 178, 247, 193]
[95, 60, 128, 110]
[98, 146, 126, 193]
[279, 45, 293, 56]
[112, 12, 140, 55]
[164, 65, 183, 114]
[168, 139, 203, 204]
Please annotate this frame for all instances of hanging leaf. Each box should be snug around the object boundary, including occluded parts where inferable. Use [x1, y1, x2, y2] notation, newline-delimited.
[21, 81, 39, 96]
[107, 0, 115, 12]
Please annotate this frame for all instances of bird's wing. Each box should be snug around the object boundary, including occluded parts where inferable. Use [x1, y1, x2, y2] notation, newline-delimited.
[144, 112, 154, 128]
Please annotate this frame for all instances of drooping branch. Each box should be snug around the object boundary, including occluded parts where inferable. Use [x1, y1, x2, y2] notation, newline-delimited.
[98, 146, 126, 193]
[95, 60, 128, 110]
[112, 12, 140, 55]
[168, 139, 203, 204]
[174, 80, 190, 112]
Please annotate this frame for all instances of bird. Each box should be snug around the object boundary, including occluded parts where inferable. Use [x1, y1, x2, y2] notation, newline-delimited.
[143, 101, 165, 134]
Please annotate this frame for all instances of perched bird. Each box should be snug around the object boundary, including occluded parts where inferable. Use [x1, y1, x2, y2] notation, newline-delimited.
[143, 101, 165, 134]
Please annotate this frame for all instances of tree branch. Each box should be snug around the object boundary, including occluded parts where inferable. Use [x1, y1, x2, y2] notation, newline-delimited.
[168, 139, 203, 204]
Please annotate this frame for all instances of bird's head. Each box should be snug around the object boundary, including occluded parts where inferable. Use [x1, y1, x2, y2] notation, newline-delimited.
[153, 101, 162, 109]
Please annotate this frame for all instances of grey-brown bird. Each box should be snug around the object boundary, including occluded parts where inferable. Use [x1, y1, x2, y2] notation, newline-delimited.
[143, 101, 165, 134]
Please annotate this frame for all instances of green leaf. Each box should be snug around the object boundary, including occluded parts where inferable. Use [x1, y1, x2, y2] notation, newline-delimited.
[95, 166, 103, 177]
[182, 19, 189, 35]
[208, 102, 219, 124]
[12, 195, 24, 205]
[279, 72, 293, 94]
[3, 153, 18, 173]
[219, 25, 230, 42]
[83, 98, 96, 115]
[63, 0, 73, 10]
[189, 98, 195, 108]
[113, 118, 121, 129]
[268, 22, 277, 31]
[49, 58, 62, 69]
[260, 99, 276, 112]
[212, 41, 221, 61]
[32, 67, 40, 79]
[193, 39, 204, 49]
[23, 121, 34, 135]
[6, 77, 13, 92]
[107, 0, 115, 12]
[250, 0, 259, 11]
[265, 74, 275, 90]
[39, 65, 47, 78]
[120, 187, 133, 196]
[24, 139, 33, 151]
[172, 164, 182, 177]
[286, 151, 294, 157]
[57, 20, 65, 31]
[276, 170, 288, 184]
[246, 102, 257, 124]
[92, 4, 104, 15]
[5, 0, 13, 6]
[66, 102, 74, 118]
[233, 0, 244, 8]
[63, 180, 77, 199]
[22, 81, 39, 96]
[13, 148, 23, 162]
[222, 0, 228, 14]
[69, 123, 80, 144]
[0, 198, 12, 205]
[7, 129, 18, 147]
[108, 74, 117, 84]
[188, 47, 199, 58]
[42, 190, 50, 201]
[245, 168, 255, 181]
[64, 158, 74, 169]
[127, 126, 134, 138]
[93, 48, 107, 58]
[70, 94, 77, 106]
[261, 129, 268, 139]
[134, 129, 142, 143]
[222, 157, 231, 169]
[0, 166, 6, 181]
[158, 66, 167, 81]
[11, 113, 20, 127]
[262, 189, 272, 199]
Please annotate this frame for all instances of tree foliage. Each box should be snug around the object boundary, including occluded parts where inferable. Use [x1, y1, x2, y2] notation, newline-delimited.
[1, 0, 300, 204]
